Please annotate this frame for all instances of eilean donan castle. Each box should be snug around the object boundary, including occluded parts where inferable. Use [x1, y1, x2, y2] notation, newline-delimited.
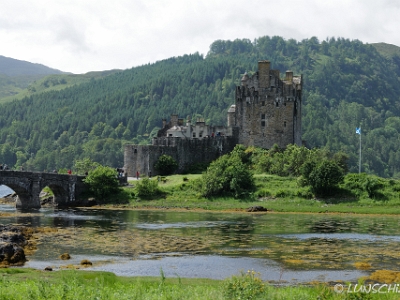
[124, 60, 302, 176]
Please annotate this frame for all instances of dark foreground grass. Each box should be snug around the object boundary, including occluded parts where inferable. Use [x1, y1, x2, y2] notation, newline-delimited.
[0, 268, 396, 300]
[120, 173, 400, 215]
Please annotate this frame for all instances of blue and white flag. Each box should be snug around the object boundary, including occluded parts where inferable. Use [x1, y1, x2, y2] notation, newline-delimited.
[356, 127, 361, 135]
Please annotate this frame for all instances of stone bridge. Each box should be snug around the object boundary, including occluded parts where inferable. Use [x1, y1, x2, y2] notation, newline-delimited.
[0, 171, 88, 209]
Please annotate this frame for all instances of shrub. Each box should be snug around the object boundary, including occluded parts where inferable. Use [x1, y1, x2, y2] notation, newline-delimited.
[83, 165, 121, 201]
[296, 175, 308, 187]
[223, 270, 266, 300]
[296, 188, 314, 199]
[135, 177, 161, 199]
[363, 176, 384, 198]
[342, 173, 385, 198]
[202, 153, 255, 198]
[254, 188, 271, 198]
[301, 160, 344, 196]
[154, 155, 178, 176]
[275, 189, 287, 198]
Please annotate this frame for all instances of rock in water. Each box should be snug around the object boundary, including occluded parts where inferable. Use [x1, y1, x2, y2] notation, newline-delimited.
[0, 225, 28, 266]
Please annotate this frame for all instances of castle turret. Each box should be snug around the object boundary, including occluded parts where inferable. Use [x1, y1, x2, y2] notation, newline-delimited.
[241, 72, 249, 86]
[285, 70, 293, 82]
[227, 105, 236, 127]
[258, 60, 270, 89]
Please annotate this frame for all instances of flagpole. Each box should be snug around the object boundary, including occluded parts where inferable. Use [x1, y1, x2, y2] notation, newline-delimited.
[359, 127, 361, 174]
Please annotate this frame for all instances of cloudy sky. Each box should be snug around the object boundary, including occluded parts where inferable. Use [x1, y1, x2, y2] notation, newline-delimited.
[1, 0, 399, 74]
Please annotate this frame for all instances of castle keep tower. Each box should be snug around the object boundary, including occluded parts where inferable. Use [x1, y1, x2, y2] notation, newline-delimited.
[233, 60, 302, 148]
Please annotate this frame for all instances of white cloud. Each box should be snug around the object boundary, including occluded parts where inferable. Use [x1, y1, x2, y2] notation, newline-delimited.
[0, 0, 399, 73]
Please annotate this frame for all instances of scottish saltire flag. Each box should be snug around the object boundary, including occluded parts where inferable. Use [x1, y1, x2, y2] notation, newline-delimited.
[356, 127, 361, 135]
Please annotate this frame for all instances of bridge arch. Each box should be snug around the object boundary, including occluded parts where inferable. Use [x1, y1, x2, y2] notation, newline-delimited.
[0, 171, 88, 209]
[0, 182, 32, 208]
[39, 179, 69, 206]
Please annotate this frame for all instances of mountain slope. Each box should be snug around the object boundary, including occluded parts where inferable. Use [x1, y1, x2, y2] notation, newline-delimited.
[0, 55, 64, 76]
[0, 70, 121, 104]
[0, 54, 122, 104]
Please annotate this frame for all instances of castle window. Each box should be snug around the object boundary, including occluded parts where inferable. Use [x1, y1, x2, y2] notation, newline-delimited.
[199, 132, 203, 138]
[284, 121, 287, 127]
[261, 114, 266, 127]
[261, 121, 265, 127]
[134, 149, 137, 153]
[193, 133, 196, 138]
[261, 114, 265, 119]
[276, 102, 279, 107]
[168, 134, 173, 137]
[261, 101, 265, 106]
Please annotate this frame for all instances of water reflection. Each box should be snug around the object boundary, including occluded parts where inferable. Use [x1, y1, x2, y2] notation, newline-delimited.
[1, 205, 400, 283]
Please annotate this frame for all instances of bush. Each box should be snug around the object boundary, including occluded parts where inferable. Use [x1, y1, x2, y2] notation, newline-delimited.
[135, 177, 162, 199]
[342, 173, 385, 198]
[275, 189, 287, 198]
[363, 176, 385, 198]
[223, 270, 266, 300]
[154, 155, 178, 176]
[202, 152, 255, 198]
[301, 160, 344, 196]
[254, 188, 272, 198]
[296, 188, 314, 199]
[83, 165, 121, 201]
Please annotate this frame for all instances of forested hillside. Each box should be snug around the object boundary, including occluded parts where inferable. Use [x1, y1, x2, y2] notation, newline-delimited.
[0, 36, 400, 177]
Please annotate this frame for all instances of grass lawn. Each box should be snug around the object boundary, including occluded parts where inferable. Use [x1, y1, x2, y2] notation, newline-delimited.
[1, 268, 395, 299]
[114, 173, 400, 215]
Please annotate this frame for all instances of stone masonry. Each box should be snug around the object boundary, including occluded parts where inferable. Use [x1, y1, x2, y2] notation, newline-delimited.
[235, 60, 302, 148]
[0, 171, 88, 209]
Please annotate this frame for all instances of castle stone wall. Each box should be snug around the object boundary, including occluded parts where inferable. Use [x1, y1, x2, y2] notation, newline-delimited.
[124, 134, 238, 177]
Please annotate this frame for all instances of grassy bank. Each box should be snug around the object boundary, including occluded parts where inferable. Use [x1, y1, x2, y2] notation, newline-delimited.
[0, 268, 397, 299]
[117, 173, 400, 214]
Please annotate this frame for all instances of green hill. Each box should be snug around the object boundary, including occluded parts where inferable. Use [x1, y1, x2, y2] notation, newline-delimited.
[0, 55, 121, 104]
[0, 55, 65, 76]
[0, 70, 121, 104]
[0, 37, 400, 177]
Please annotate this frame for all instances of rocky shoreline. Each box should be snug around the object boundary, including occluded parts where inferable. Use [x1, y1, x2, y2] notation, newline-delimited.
[0, 225, 33, 266]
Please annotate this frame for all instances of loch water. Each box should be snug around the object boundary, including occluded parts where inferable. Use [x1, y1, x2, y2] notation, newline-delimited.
[1, 204, 399, 283]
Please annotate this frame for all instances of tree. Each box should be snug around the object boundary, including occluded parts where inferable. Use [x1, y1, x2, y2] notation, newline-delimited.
[74, 158, 100, 175]
[301, 160, 344, 196]
[83, 165, 121, 201]
[202, 153, 255, 198]
[154, 155, 178, 176]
